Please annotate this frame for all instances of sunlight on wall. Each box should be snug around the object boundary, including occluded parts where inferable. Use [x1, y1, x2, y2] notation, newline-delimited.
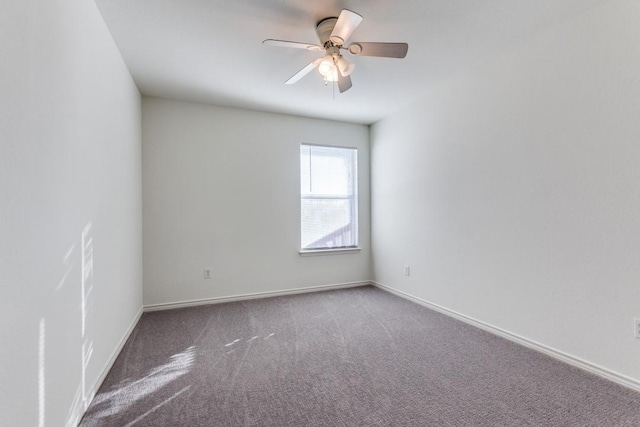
[81, 222, 94, 409]
[56, 244, 76, 292]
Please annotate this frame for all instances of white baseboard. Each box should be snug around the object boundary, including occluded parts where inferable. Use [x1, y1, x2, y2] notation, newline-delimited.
[143, 281, 370, 312]
[67, 306, 143, 426]
[372, 281, 640, 393]
[91, 306, 144, 395]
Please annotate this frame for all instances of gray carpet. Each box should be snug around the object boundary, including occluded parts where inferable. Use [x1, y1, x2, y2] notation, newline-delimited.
[80, 286, 640, 426]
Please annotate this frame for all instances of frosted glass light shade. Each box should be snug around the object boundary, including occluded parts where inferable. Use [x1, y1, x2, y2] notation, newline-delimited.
[336, 56, 355, 76]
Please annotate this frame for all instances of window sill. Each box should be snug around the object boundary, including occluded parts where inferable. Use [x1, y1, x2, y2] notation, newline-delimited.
[299, 247, 362, 257]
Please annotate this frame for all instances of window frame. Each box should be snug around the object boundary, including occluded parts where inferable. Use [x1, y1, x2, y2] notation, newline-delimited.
[299, 143, 360, 255]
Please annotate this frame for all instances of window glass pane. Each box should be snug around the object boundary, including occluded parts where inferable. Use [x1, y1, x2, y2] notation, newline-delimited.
[301, 199, 356, 249]
[301, 145, 355, 197]
[300, 144, 357, 250]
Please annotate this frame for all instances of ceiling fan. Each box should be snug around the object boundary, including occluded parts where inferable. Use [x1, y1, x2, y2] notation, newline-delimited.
[263, 9, 408, 93]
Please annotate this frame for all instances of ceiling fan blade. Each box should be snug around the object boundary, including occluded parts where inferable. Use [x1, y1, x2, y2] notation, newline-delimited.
[337, 67, 353, 93]
[263, 39, 324, 52]
[285, 58, 322, 84]
[329, 9, 363, 45]
[348, 42, 408, 58]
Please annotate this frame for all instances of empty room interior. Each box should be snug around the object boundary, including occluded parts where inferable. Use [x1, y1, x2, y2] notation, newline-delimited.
[3, 0, 640, 425]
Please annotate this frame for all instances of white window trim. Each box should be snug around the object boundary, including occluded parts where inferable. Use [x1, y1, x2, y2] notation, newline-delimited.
[300, 143, 359, 252]
[299, 247, 362, 256]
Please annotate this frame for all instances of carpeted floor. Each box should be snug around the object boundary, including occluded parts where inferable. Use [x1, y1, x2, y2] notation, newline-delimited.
[80, 285, 640, 426]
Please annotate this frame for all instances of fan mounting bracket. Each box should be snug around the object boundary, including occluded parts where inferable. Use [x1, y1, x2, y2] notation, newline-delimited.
[316, 17, 338, 46]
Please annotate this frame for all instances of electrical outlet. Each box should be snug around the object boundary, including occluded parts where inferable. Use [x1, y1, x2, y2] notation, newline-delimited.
[204, 268, 212, 279]
[404, 265, 411, 277]
[634, 318, 640, 339]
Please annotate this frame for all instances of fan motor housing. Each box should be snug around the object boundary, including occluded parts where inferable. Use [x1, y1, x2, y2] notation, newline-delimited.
[316, 17, 338, 46]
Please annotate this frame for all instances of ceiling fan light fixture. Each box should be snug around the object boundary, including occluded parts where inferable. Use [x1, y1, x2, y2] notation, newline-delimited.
[318, 55, 337, 77]
[325, 69, 339, 82]
[336, 55, 355, 76]
[264, 8, 409, 93]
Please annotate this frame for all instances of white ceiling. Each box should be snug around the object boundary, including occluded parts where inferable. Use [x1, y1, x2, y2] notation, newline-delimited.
[95, 0, 593, 125]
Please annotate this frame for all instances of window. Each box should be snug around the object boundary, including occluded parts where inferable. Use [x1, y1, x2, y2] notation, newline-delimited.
[300, 144, 358, 251]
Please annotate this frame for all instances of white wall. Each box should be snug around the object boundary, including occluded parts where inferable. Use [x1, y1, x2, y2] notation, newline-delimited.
[371, 1, 640, 383]
[0, 1, 142, 425]
[142, 97, 370, 306]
